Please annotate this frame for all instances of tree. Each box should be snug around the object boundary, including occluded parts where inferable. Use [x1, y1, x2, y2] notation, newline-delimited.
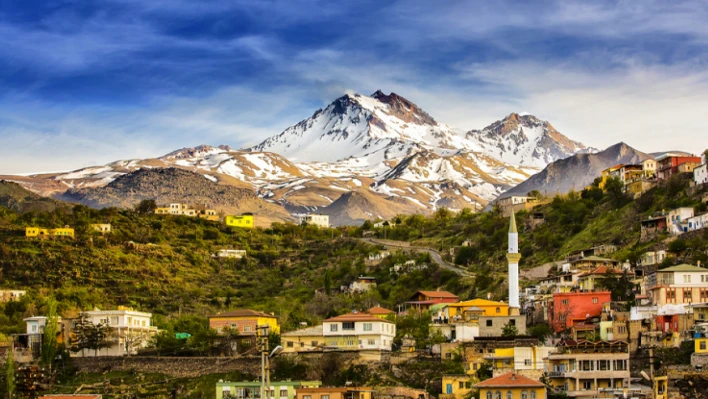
[604, 176, 628, 208]
[41, 296, 59, 371]
[475, 362, 492, 381]
[136, 199, 157, 214]
[527, 190, 542, 199]
[528, 324, 552, 344]
[70, 313, 114, 356]
[5, 348, 15, 399]
[501, 321, 519, 337]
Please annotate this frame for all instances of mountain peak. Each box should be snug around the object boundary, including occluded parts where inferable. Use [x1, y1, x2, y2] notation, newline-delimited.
[369, 90, 437, 126]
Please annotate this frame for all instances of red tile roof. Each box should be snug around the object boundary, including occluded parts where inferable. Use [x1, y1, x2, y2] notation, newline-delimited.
[209, 309, 276, 318]
[325, 312, 394, 323]
[414, 290, 459, 299]
[580, 266, 624, 277]
[474, 373, 544, 388]
[367, 306, 395, 315]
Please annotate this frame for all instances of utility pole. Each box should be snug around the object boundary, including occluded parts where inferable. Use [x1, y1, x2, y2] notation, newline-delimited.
[650, 346, 655, 399]
[258, 325, 270, 399]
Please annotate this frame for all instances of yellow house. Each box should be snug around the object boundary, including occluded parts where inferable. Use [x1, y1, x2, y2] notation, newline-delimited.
[197, 209, 219, 221]
[695, 337, 708, 353]
[654, 375, 668, 399]
[208, 309, 279, 335]
[155, 207, 171, 215]
[281, 325, 323, 353]
[52, 228, 75, 238]
[25, 227, 50, 237]
[225, 214, 255, 229]
[441, 375, 472, 399]
[447, 299, 509, 318]
[475, 372, 546, 399]
[599, 164, 624, 190]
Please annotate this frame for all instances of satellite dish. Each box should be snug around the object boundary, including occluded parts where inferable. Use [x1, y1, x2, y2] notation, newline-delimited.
[269, 345, 284, 358]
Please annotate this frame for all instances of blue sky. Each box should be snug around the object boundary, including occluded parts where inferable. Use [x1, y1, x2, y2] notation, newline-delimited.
[2, 0, 708, 174]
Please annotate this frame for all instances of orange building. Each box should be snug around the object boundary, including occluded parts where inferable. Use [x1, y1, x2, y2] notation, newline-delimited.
[548, 291, 611, 332]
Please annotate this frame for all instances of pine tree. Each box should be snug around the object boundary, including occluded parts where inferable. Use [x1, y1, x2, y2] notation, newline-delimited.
[41, 296, 58, 371]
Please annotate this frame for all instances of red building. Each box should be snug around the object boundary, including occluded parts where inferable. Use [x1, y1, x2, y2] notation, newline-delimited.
[549, 291, 612, 332]
[656, 153, 702, 181]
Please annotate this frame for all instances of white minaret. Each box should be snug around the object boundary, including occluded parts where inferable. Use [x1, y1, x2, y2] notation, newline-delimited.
[507, 210, 521, 316]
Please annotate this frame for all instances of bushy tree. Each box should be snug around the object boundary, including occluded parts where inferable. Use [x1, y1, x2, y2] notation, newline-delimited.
[5, 349, 15, 399]
[501, 321, 518, 337]
[41, 296, 59, 370]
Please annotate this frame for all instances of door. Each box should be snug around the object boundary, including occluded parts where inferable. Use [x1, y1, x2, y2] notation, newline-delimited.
[446, 384, 453, 394]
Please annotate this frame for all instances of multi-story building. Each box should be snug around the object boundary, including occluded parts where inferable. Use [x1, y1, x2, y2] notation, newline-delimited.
[539, 273, 578, 294]
[300, 214, 330, 228]
[68, 307, 157, 357]
[546, 340, 630, 398]
[656, 153, 702, 181]
[568, 256, 619, 273]
[475, 372, 546, 399]
[495, 196, 546, 218]
[405, 290, 459, 311]
[485, 346, 556, 379]
[215, 381, 321, 399]
[548, 291, 612, 332]
[600, 164, 624, 189]
[642, 158, 657, 177]
[577, 266, 624, 291]
[295, 387, 373, 399]
[208, 309, 279, 351]
[281, 325, 324, 353]
[322, 312, 395, 351]
[686, 213, 708, 232]
[647, 264, 708, 307]
[440, 375, 472, 399]
[666, 207, 695, 234]
[695, 153, 708, 185]
[225, 214, 255, 229]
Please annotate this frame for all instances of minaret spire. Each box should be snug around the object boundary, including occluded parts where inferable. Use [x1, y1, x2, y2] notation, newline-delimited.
[507, 210, 521, 315]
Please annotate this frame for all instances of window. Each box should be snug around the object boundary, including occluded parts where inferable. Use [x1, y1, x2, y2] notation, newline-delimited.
[303, 396, 311, 399]
[287, 342, 294, 348]
[701, 341, 707, 350]
[111, 317, 119, 325]
[592, 297, 598, 304]
[530, 392, 536, 399]
[506, 392, 512, 399]
[280, 390, 288, 398]
[684, 288, 692, 302]
[521, 391, 528, 399]
[597, 360, 610, 371]
[342, 322, 355, 331]
[243, 326, 252, 332]
[510, 319, 515, 326]
[583, 381, 592, 390]
[473, 363, 479, 370]
[459, 382, 464, 389]
[524, 359, 532, 366]
[684, 275, 692, 283]
[614, 360, 627, 371]
[445, 353, 452, 359]
[311, 341, 318, 347]
[231, 323, 238, 329]
[368, 339, 376, 345]
[300, 342, 304, 347]
[321, 396, 329, 399]
[701, 289, 708, 302]
[486, 320, 493, 327]
[667, 289, 676, 303]
[496, 307, 501, 313]
[494, 391, 502, 399]
[562, 299, 569, 305]
[465, 382, 471, 389]
[363, 323, 373, 331]
[330, 324, 338, 332]
[580, 360, 594, 371]
[486, 393, 492, 399]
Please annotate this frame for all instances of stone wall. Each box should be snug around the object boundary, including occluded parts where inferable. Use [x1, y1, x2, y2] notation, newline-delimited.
[70, 356, 262, 378]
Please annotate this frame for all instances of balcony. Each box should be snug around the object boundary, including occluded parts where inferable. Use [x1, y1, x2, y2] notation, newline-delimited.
[548, 371, 566, 378]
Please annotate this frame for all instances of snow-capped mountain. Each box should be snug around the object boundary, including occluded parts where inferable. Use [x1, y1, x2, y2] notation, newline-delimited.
[465, 113, 594, 168]
[1, 91, 595, 225]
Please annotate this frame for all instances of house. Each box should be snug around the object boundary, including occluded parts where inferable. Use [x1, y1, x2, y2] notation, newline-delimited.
[69, 307, 157, 357]
[598, 304, 643, 352]
[496, 196, 546, 218]
[686, 213, 708, 232]
[695, 152, 708, 185]
[626, 178, 657, 198]
[475, 372, 546, 399]
[617, 164, 644, 184]
[666, 207, 695, 234]
[90, 224, 111, 234]
[600, 164, 624, 189]
[197, 208, 219, 221]
[281, 325, 324, 353]
[445, 299, 509, 318]
[647, 264, 708, 306]
[484, 346, 557, 379]
[214, 249, 247, 259]
[405, 290, 459, 311]
[25, 227, 75, 239]
[565, 245, 617, 262]
[440, 375, 472, 399]
[215, 381, 321, 399]
[548, 291, 612, 332]
[13, 316, 64, 362]
[655, 153, 702, 181]
[349, 276, 377, 293]
[642, 158, 657, 177]
[300, 214, 330, 228]
[546, 340, 630, 398]
[0, 289, 26, 302]
[295, 387, 373, 399]
[208, 309, 279, 351]
[446, 337, 541, 375]
[225, 214, 255, 229]
[568, 256, 619, 272]
[366, 251, 390, 264]
[367, 306, 395, 319]
[639, 250, 667, 267]
[539, 273, 579, 294]
[641, 215, 668, 241]
[577, 267, 624, 291]
[322, 312, 395, 351]
[430, 301, 527, 340]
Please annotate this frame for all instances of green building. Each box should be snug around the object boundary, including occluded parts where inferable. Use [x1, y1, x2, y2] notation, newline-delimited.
[216, 380, 322, 399]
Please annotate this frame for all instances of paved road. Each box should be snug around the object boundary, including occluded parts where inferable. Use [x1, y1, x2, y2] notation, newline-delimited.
[357, 237, 474, 277]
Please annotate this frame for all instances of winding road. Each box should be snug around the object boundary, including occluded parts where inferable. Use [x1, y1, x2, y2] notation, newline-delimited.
[357, 237, 474, 277]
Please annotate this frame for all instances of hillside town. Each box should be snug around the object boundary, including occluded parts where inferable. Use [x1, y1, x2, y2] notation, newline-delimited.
[0, 151, 707, 399]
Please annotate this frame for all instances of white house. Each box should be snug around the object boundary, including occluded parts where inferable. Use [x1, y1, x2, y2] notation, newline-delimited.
[214, 249, 247, 259]
[71, 307, 157, 357]
[695, 153, 707, 185]
[639, 250, 667, 267]
[349, 276, 377, 293]
[687, 213, 708, 232]
[300, 214, 330, 228]
[323, 312, 395, 351]
[647, 264, 708, 307]
[667, 207, 695, 234]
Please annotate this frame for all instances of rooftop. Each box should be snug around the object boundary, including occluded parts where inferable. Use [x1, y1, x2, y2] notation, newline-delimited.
[324, 312, 394, 324]
[579, 266, 625, 277]
[571, 256, 617, 263]
[474, 372, 544, 388]
[413, 290, 459, 299]
[657, 264, 706, 273]
[209, 309, 276, 319]
[367, 306, 395, 315]
[281, 325, 323, 337]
